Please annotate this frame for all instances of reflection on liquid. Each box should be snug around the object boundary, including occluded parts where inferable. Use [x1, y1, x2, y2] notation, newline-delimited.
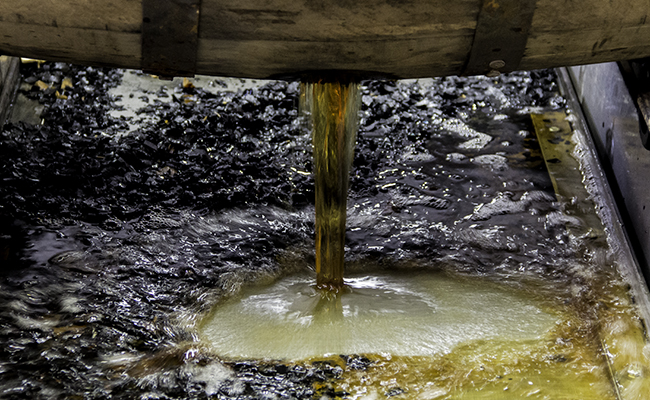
[199, 271, 559, 360]
[2, 69, 650, 399]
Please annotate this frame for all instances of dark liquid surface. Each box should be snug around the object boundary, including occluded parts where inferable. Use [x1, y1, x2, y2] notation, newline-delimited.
[0, 65, 646, 398]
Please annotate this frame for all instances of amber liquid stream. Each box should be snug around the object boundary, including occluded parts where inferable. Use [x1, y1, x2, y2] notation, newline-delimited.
[302, 79, 361, 290]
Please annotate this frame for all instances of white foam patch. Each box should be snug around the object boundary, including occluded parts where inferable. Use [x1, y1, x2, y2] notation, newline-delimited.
[466, 191, 554, 221]
[60, 296, 82, 313]
[186, 362, 234, 396]
[471, 154, 508, 171]
[446, 152, 467, 162]
[439, 119, 493, 150]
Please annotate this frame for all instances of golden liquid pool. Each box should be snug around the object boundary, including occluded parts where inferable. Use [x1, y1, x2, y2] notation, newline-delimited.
[198, 269, 628, 399]
[199, 271, 559, 361]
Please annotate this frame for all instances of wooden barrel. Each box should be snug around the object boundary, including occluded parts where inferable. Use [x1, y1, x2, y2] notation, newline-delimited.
[1, 0, 650, 79]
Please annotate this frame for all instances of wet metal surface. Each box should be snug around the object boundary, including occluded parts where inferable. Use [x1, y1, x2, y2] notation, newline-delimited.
[569, 63, 650, 279]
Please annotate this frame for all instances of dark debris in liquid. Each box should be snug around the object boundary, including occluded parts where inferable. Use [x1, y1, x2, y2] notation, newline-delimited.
[0, 62, 586, 399]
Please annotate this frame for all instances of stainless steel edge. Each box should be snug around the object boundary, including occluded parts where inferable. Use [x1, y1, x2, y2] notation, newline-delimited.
[557, 66, 650, 331]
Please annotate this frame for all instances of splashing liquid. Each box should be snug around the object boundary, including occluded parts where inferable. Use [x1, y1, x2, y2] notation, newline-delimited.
[301, 78, 361, 290]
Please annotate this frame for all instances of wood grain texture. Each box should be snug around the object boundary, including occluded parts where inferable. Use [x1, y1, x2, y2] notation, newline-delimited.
[0, 0, 140, 31]
[0, 22, 141, 69]
[0, 56, 20, 129]
[0, 0, 649, 78]
[200, 0, 478, 40]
